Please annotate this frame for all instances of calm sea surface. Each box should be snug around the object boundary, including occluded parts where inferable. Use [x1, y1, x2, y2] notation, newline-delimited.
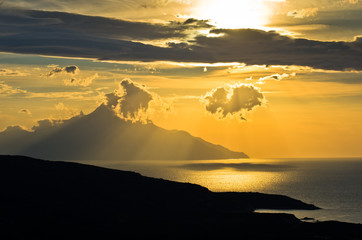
[84, 158, 362, 224]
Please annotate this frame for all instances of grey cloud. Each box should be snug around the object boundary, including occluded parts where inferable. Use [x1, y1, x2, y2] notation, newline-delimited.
[63, 66, 78, 74]
[1, 10, 362, 71]
[269, 9, 362, 41]
[47, 65, 97, 87]
[0, 9, 208, 41]
[118, 79, 153, 119]
[203, 84, 265, 120]
[189, 28, 362, 71]
[106, 79, 154, 121]
[48, 65, 79, 77]
[170, 18, 212, 28]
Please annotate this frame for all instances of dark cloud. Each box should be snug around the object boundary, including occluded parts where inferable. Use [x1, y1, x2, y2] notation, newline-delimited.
[0, 9, 209, 41]
[63, 66, 78, 74]
[203, 84, 265, 120]
[1, 9, 362, 70]
[47, 65, 79, 77]
[189, 28, 362, 71]
[170, 18, 212, 28]
[46, 65, 97, 86]
[268, 9, 362, 41]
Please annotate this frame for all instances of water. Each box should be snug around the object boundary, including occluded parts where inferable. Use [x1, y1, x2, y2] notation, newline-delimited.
[83, 158, 362, 224]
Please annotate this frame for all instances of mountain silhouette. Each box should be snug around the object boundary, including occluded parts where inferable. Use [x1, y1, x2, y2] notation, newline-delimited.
[0, 104, 248, 161]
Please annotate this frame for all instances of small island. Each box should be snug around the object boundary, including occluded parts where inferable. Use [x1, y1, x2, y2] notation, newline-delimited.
[0, 155, 361, 239]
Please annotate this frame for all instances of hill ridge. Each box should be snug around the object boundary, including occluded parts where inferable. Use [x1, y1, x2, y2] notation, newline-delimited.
[0, 104, 248, 161]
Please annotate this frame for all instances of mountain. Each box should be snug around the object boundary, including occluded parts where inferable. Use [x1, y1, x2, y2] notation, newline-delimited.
[0, 104, 248, 161]
[2, 155, 362, 239]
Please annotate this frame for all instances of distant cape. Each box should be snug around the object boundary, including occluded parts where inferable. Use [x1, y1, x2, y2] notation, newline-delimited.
[0, 104, 248, 161]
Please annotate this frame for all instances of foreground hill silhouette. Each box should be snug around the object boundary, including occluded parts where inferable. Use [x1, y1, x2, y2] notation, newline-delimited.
[0, 104, 248, 160]
[1, 155, 362, 239]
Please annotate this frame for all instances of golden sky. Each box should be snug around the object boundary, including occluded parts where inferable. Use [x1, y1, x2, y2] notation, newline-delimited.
[1, 0, 362, 158]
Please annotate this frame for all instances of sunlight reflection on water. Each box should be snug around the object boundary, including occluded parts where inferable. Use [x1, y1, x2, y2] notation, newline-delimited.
[82, 158, 362, 224]
[88, 158, 293, 192]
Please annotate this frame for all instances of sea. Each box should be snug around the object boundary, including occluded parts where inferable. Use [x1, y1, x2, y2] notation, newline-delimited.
[84, 158, 362, 224]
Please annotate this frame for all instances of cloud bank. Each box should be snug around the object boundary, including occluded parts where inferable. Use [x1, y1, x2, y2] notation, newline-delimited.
[0, 9, 362, 71]
[203, 83, 265, 120]
[1, 9, 362, 71]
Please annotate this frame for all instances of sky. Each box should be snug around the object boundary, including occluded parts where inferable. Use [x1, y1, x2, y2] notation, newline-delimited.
[1, 0, 362, 158]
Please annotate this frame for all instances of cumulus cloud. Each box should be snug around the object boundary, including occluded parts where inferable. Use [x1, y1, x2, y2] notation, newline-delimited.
[105, 79, 157, 122]
[203, 83, 265, 120]
[47, 65, 79, 77]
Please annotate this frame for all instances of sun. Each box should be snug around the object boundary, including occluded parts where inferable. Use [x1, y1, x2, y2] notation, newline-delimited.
[193, 0, 269, 29]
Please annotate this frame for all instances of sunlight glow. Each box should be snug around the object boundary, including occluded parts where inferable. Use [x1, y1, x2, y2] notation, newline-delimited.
[194, 0, 270, 29]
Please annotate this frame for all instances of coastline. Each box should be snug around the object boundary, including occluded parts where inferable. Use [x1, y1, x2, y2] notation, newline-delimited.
[1, 155, 361, 239]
